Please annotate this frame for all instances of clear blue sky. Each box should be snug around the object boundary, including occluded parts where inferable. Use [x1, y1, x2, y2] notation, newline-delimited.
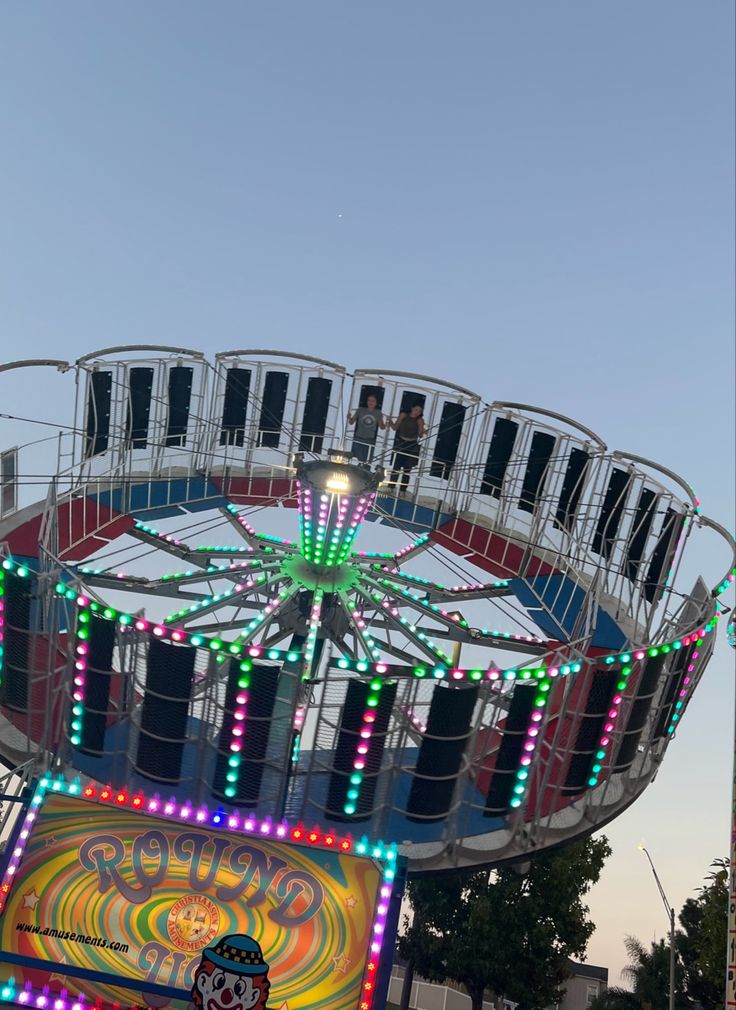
[0, 1, 734, 986]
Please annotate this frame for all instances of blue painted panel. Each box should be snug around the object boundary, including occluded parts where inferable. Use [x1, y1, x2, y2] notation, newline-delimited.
[95, 477, 225, 518]
[370, 496, 450, 534]
[510, 574, 627, 650]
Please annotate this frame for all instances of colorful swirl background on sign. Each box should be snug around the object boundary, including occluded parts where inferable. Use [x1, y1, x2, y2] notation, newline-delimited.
[0, 795, 381, 1010]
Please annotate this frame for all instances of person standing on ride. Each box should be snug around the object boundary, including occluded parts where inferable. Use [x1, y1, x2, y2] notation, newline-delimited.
[347, 394, 386, 463]
[389, 403, 426, 495]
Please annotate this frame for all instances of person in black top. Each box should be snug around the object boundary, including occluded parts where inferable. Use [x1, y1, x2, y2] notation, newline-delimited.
[388, 403, 426, 495]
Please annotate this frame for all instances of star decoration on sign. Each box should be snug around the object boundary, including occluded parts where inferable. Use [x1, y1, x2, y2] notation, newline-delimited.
[332, 953, 351, 975]
[44, 836, 57, 848]
[345, 895, 357, 908]
[22, 889, 40, 910]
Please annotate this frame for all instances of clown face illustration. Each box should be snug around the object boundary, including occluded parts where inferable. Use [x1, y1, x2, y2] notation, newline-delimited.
[191, 935, 271, 1010]
[195, 966, 263, 1010]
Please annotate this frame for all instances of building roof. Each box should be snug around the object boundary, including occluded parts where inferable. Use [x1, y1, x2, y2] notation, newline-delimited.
[566, 960, 608, 983]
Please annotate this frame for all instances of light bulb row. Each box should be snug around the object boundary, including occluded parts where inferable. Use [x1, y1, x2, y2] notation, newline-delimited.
[0, 567, 6, 691]
[393, 531, 430, 560]
[164, 572, 267, 622]
[225, 503, 257, 537]
[223, 659, 253, 799]
[238, 588, 292, 643]
[0, 774, 398, 921]
[69, 604, 92, 748]
[302, 588, 324, 680]
[585, 664, 634, 790]
[344, 678, 383, 816]
[666, 646, 699, 736]
[509, 678, 551, 809]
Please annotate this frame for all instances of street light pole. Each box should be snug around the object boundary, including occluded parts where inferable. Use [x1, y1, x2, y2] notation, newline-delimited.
[639, 845, 676, 1010]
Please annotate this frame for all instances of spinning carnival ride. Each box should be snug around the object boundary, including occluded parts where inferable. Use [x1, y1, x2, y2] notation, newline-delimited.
[0, 347, 733, 874]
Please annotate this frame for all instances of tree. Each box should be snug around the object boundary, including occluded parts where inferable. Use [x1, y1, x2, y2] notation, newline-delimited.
[588, 936, 687, 1010]
[398, 835, 611, 1010]
[677, 858, 727, 1009]
[590, 858, 728, 1010]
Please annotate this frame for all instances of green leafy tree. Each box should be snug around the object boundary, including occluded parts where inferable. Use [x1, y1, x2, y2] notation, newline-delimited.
[398, 835, 611, 1010]
[677, 858, 727, 1009]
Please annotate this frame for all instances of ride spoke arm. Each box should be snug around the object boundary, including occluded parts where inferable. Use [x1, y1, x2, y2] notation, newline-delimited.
[163, 566, 284, 624]
[301, 588, 325, 682]
[238, 581, 301, 646]
[355, 563, 513, 603]
[221, 503, 259, 544]
[354, 579, 454, 665]
[360, 572, 553, 656]
[360, 571, 474, 640]
[337, 591, 382, 663]
[149, 555, 283, 589]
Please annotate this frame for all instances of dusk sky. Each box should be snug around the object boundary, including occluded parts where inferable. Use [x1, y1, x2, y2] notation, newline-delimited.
[0, 2, 734, 987]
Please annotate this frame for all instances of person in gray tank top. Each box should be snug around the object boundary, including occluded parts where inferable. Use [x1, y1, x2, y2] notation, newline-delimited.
[347, 394, 386, 462]
[389, 403, 426, 495]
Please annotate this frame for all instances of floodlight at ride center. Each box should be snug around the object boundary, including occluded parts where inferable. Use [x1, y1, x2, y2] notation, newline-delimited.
[295, 451, 384, 569]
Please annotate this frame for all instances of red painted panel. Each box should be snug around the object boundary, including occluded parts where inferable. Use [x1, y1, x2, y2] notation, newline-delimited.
[5, 502, 134, 564]
[211, 475, 298, 507]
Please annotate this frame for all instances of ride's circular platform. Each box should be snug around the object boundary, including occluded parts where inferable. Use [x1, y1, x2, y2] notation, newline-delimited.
[0, 347, 732, 873]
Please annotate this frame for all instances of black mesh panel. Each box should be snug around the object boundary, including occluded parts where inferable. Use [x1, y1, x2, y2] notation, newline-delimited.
[165, 367, 193, 447]
[78, 615, 115, 755]
[135, 639, 195, 783]
[85, 371, 113, 458]
[484, 683, 537, 815]
[592, 468, 630, 558]
[407, 684, 478, 822]
[220, 368, 251, 447]
[258, 372, 289, 448]
[325, 679, 397, 822]
[518, 431, 556, 513]
[125, 367, 154, 449]
[624, 488, 657, 580]
[555, 448, 589, 529]
[480, 418, 518, 497]
[1, 571, 32, 711]
[430, 402, 466, 480]
[299, 377, 333, 453]
[562, 670, 618, 794]
[613, 653, 666, 771]
[644, 508, 683, 603]
[213, 661, 280, 805]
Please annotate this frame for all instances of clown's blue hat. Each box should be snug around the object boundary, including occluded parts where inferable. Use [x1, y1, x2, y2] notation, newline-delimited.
[201, 935, 269, 976]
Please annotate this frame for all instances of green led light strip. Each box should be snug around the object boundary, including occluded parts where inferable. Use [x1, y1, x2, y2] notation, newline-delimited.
[69, 600, 92, 748]
[344, 677, 383, 816]
[223, 658, 254, 799]
[586, 662, 633, 790]
[509, 677, 552, 809]
[302, 587, 325, 681]
[52, 586, 722, 682]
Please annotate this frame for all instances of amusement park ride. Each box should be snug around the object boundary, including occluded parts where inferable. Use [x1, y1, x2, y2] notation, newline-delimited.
[0, 347, 732, 1010]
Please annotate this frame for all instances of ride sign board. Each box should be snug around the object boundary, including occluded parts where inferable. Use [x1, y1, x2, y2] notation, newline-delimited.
[0, 779, 399, 1010]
